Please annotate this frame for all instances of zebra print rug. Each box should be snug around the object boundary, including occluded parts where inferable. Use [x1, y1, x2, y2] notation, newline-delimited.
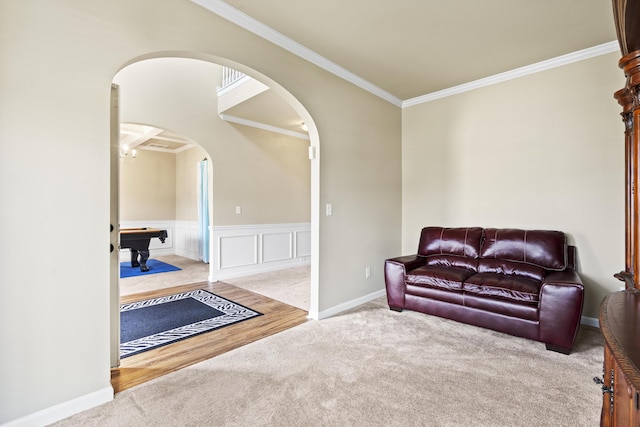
[120, 289, 262, 358]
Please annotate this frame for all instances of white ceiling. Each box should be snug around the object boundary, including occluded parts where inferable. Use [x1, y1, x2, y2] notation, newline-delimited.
[120, 123, 193, 154]
[194, 0, 619, 104]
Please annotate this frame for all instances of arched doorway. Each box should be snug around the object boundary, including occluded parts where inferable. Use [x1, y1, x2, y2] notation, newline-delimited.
[110, 54, 320, 370]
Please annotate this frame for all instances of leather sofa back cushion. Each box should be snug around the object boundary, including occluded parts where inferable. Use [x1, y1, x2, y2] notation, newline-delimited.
[418, 227, 483, 258]
[481, 228, 567, 271]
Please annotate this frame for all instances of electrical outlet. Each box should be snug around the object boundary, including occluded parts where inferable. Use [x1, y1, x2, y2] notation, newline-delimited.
[365, 266, 371, 279]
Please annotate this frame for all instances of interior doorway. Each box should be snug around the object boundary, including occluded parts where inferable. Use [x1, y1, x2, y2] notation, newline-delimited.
[110, 55, 320, 372]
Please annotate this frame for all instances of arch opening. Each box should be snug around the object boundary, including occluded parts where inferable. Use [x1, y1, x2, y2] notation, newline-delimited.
[110, 53, 320, 370]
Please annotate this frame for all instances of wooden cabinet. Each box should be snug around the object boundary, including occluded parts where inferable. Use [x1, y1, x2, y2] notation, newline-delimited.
[602, 3, 640, 425]
[599, 290, 640, 426]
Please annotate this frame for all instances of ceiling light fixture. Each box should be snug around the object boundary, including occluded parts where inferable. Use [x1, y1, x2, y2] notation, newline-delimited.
[120, 144, 137, 162]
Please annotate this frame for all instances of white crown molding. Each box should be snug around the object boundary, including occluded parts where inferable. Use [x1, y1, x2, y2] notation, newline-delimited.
[403, 41, 620, 107]
[219, 113, 310, 140]
[191, 0, 403, 107]
[191, 0, 619, 109]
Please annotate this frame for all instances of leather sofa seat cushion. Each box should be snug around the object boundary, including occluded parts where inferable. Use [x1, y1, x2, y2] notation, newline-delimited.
[406, 265, 475, 291]
[478, 259, 545, 282]
[418, 227, 483, 258]
[463, 273, 540, 304]
[481, 228, 567, 271]
[425, 254, 478, 272]
[463, 294, 539, 321]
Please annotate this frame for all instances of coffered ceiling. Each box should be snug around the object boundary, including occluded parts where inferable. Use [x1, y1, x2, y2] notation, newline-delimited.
[120, 123, 193, 154]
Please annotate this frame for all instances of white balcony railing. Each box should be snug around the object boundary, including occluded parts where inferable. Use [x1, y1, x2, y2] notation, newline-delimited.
[220, 67, 246, 90]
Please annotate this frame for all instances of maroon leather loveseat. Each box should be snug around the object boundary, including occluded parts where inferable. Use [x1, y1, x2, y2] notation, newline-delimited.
[384, 227, 584, 354]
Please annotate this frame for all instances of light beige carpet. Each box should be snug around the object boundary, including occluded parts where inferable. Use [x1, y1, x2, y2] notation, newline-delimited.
[54, 298, 603, 426]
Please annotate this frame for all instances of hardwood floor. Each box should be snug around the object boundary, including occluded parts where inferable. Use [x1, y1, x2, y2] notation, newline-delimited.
[111, 281, 309, 393]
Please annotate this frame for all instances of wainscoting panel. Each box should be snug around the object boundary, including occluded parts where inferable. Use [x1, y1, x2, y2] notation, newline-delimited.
[219, 234, 258, 269]
[174, 220, 199, 261]
[118, 221, 310, 281]
[211, 223, 311, 281]
[262, 232, 293, 263]
[295, 230, 312, 258]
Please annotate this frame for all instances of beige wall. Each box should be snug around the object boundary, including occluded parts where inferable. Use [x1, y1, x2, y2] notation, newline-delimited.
[212, 125, 311, 225]
[176, 145, 209, 222]
[402, 52, 625, 319]
[114, 58, 312, 226]
[0, 0, 401, 423]
[120, 149, 177, 221]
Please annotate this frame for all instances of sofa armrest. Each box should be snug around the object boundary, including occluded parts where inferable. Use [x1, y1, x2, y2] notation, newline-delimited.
[384, 255, 425, 310]
[386, 255, 426, 271]
[538, 270, 584, 353]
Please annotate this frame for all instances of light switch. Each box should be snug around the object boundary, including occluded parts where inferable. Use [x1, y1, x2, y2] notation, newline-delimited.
[326, 203, 333, 216]
[235, 206, 242, 214]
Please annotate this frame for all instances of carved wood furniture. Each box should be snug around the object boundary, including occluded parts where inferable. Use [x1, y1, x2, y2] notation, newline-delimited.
[599, 291, 640, 425]
[598, 1, 640, 425]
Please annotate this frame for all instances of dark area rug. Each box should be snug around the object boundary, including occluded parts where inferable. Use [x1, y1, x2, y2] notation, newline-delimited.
[120, 259, 181, 278]
[120, 289, 262, 358]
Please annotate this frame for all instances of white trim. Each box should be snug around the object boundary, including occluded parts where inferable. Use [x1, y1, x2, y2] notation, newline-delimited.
[1, 387, 113, 427]
[581, 315, 599, 329]
[313, 289, 387, 320]
[402, 41, 619, 107]
[191, 0, 618, 108]
[139, 143, 193, 154]
[219, 114, 310, 140]
[212, 222, 309, 232]
[190, 0, 402, 107]
[217, 74, 254, 96]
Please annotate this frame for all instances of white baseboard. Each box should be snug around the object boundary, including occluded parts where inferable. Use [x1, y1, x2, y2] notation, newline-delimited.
[581, 315, 599, 329]
[2, 386, 113, 427]
[313, 288, 387, 320]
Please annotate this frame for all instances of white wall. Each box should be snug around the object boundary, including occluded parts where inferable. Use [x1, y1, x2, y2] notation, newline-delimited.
[402, 52, 625, 320]
[0, 0, 401, 424]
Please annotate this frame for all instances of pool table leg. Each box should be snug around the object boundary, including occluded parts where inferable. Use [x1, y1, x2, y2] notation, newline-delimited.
[129, 249, 140, 268]
[138, 250, 150, 272]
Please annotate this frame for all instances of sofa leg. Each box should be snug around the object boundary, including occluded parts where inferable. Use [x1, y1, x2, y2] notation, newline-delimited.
[389, 306, 403, 312]
[545, 344, 572, 355]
